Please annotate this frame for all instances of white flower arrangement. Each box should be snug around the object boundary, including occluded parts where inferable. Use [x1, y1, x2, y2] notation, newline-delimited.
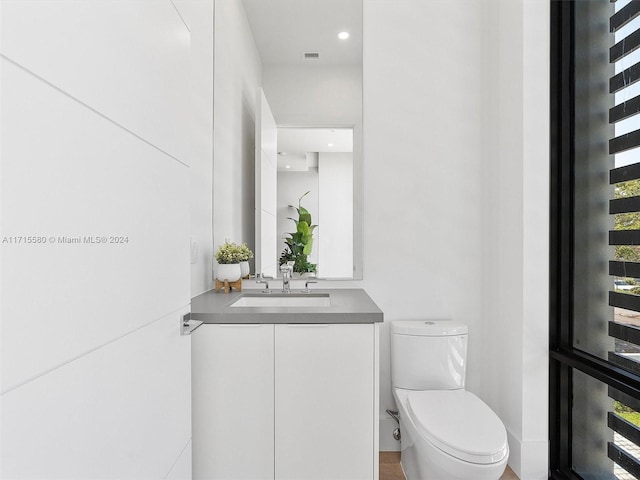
[215, 242, 244, 264]
[238, 243, 254, 262]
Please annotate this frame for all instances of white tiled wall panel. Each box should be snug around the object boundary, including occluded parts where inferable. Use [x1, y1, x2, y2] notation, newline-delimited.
[171, 0, 195, 32]
[0, 0, 192, 164]
[1, 310, 191, 479]
[165, 441, 193, 480]
[1, 0, 214, 478]
[1, 59, 190, 392]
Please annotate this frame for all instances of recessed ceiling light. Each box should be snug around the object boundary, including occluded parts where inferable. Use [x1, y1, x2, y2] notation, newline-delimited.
[285, 165, 291, 169]
[338, 31, 350, 40]
[328, 143, 334, 147]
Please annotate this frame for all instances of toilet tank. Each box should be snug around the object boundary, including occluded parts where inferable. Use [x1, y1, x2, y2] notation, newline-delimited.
[391, 320, 468, 390]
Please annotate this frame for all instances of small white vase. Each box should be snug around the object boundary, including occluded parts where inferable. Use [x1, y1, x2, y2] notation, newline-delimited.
[216, 263, 241, 282]
[239, 261, 250, 278]
[292, 271, 316, 279]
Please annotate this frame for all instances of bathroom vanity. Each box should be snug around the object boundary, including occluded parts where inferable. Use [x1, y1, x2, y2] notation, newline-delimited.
[190, 288, 382, 480]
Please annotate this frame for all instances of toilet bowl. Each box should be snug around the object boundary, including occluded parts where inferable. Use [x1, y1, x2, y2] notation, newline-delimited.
[394, 388, 508, 480]
[391, 320, 509, 480]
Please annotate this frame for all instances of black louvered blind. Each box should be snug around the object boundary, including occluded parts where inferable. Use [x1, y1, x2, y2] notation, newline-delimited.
[608, 1, 640, 475]
[609, 0, 640, 319]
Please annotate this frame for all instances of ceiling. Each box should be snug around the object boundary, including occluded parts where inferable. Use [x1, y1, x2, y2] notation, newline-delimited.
[241, 0, 362, 67]
[277, 127, 353, 171]
[278, 127, 353, 153]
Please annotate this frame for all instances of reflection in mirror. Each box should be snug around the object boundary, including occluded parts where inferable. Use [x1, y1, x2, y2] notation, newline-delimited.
[277, 127, 353, 279]
[214, 0, 362, 280]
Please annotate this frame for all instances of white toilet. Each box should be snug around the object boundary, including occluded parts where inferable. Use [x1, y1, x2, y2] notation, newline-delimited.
[391, 320, 509, 480]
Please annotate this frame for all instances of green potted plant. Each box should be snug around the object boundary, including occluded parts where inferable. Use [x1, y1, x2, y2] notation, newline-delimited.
[279, 191, 317, 276]
[214, 242, 243, 282]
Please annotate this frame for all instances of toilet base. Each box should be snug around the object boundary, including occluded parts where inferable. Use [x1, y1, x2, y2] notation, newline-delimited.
[400, 428, 507, 480]
[395, 390, 508, 480]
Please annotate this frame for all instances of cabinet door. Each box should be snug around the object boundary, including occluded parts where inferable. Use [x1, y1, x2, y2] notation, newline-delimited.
[275, 324, 375, 480]
[192, 324, 274, 480]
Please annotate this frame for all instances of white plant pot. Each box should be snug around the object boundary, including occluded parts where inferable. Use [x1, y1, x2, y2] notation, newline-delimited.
[292, 272, 316, 279]
[216, 263, 241, 282]
[239, 261, 250, 278]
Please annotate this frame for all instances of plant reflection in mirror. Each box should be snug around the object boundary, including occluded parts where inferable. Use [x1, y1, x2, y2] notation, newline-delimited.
[279, 191, 317, 274]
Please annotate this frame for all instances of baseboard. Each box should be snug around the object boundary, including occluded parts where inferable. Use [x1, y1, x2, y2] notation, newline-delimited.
[507, 429, 549, 480]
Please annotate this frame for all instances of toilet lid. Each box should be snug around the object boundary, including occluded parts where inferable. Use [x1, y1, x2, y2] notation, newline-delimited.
[407, 390, 508, 465]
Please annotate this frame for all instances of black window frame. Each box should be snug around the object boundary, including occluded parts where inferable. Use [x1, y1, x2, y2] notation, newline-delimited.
[550, 1, 640, 479]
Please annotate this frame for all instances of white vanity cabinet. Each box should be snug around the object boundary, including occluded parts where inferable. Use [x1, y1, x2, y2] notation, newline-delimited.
[192, 322, 379, 480]
[275, 323, 377, 480]
[192, 324, 275, 480]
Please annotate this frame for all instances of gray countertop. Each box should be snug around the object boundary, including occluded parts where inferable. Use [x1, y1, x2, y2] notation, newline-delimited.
[190, 288, 383, 324]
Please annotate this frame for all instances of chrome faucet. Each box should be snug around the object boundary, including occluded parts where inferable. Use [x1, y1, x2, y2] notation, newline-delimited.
[303, 279, 317, 293]
[255, 274, 273, 293]
[280, 263, 293, 293]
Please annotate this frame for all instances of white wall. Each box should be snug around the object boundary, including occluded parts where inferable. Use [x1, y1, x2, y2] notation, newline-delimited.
[262, 66, 362, 127]
[213, 0, 261, 261]
[361, 0, 487, 451]
[318, 153, 353, 278]
[0, 0, 213, 477]
[488, 1, 550, 477]
[360, 0, 549, 478]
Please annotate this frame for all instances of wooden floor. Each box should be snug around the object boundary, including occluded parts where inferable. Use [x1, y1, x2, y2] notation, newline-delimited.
[380, 452, 519, 480]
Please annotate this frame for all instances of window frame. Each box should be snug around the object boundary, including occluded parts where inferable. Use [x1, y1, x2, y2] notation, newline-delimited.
[550, 1, 640, 478]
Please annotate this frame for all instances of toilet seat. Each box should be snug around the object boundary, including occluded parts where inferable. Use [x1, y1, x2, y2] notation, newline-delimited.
[406, 390, 508, 465]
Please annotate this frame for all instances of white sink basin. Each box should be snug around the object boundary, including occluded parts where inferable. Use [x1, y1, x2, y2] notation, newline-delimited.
[230, 294, 331, 308]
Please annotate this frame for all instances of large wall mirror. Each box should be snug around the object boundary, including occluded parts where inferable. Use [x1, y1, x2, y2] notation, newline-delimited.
[213, 0, 362, 280]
